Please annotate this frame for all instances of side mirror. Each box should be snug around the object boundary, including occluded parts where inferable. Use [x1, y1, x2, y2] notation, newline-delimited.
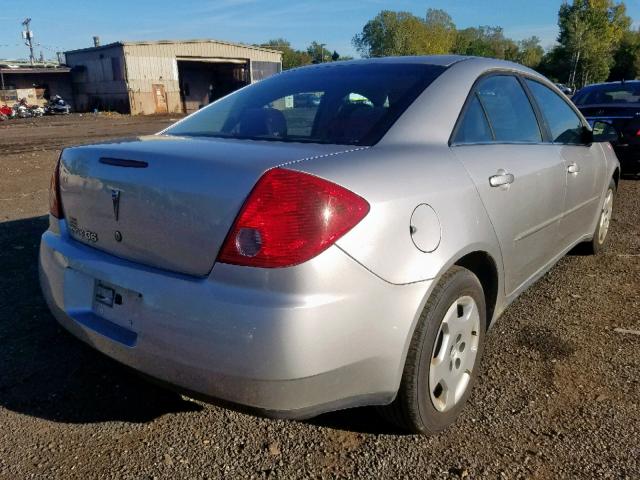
[592, 120, 620, 143]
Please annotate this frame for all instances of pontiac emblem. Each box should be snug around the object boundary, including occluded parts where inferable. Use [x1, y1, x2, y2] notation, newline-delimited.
[111, 189, 121, 221]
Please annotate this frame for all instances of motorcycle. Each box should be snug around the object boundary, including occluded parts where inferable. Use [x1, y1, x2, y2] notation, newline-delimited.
[45, 95, 71, 115]
[29, 105, 45, 117]
[14, 98, 32, 118]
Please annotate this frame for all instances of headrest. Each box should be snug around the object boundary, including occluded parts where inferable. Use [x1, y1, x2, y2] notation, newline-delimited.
[238, 108, 287, 138]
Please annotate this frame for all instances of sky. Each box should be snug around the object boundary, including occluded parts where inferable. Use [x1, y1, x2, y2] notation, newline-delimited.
[0, 0, 639, 61]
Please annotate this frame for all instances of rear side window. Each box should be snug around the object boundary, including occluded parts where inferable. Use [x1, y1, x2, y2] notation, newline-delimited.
[475, 75, 542, 143]
[454, 95, 493, 143]
[525, 79, 585, 144]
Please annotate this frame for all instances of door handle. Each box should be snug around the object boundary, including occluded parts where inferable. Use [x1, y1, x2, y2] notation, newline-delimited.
[489, 171, 515, 188]
[567, 163, 580, 174]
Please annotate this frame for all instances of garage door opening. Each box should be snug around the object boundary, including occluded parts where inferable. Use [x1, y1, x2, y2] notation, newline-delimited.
[177, 59, 249, 114]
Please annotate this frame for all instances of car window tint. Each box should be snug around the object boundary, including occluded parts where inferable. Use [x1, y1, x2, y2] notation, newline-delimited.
[525, 79, 584, 144]
[454, 94, 493, 143]
[268, 92, 324, 137]
[165, 63, 447, 146]
[475, 75, 542, 143]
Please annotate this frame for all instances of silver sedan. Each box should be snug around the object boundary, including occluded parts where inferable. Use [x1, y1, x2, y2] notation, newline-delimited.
[39, 56, 619, 434]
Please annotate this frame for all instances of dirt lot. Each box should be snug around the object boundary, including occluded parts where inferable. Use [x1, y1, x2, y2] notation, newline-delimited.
[0, 115, 638, 479]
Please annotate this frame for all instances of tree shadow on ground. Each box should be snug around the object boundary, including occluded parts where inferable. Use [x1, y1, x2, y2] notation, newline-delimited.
[0, 215, 202, 424]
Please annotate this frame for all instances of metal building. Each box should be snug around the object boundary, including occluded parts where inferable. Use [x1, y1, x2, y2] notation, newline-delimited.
[0, 62, 72, 107]
[64, 39, 282, 115]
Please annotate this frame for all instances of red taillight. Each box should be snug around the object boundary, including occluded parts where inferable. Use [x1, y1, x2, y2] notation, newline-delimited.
[49, 155, 63, 219]
[218, 168, 369, 268]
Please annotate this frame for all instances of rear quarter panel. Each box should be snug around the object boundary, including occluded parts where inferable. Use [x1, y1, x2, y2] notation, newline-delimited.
[287, 144, 504, 288]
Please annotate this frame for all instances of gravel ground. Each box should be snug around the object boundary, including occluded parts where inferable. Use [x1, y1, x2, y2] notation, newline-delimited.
[0, 115, 638, 479]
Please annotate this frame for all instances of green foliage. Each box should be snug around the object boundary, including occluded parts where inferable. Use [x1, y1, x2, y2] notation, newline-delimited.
[517, 37, 545, 68]
[555, 0, 632, 87]
[270, 1, 640, 87]
[609, 29, 640, 80]
[352, 10, 434, 57]
[261, 39, 311, 70]
[307, 41, 333, 63]
[537, 46, 573, 83]
[424, 9, 457, 54]
[261, 39, 349, 69]
[354, 11, 543, 66]
[453, 26, 520, 60]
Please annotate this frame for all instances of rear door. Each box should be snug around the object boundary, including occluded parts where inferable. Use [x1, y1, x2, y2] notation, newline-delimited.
[451, 74, 566, 296]
[524, 79, 605, 246]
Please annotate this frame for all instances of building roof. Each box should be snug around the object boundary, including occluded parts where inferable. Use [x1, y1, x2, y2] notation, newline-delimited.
[0, 65, 70, 74]
[65, 38, 282, 56]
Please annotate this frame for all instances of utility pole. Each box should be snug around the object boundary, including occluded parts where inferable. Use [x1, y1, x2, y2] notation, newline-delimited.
[22, 18, 35, 66]
[318, 43, 326, 63]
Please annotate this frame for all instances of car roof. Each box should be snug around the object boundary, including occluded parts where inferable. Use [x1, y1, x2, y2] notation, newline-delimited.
[578, 80, 640, 91]
[287, 55, 541, 75]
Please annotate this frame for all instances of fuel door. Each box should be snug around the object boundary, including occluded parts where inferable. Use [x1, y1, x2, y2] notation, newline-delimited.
[410, 204, 441, 253]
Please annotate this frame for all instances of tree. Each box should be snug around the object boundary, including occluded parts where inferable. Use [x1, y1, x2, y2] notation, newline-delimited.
[424, 8, 457, 54]
[609, 29, 640, 80]
[558, 0, 631, 87]
[453, 26, 516, 60]
[353, 10, 432, 57]
[538, 46, 573, 83]
[517, 36, 544, 68]
[307, 41, 333, 63]
[261, 39, 312, 70]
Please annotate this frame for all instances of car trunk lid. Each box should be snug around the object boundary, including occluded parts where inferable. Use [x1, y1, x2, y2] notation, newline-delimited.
[59, 135, 354, 276]
[579, 104, 640, 140]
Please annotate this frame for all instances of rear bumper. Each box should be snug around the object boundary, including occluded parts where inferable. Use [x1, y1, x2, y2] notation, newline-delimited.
[39, 218, 431, 418]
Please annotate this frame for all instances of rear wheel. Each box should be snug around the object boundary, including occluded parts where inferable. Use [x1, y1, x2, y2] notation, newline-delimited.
[584, 179, 616, 255]
[380, 266, 486, 434]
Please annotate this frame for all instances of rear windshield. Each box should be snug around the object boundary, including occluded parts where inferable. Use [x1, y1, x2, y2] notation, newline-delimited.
[164, 63, 446, 146]
[573, 83, 640, 105]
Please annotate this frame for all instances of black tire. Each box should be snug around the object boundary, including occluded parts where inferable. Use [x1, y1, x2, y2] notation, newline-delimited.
[379, 266, 486, 434]
[583, 178, 616, 255]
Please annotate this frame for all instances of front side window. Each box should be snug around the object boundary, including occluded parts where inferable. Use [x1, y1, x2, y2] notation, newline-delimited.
[475, 75, 542, 143]
[165, 63, 446, 146]
[525, 79, 585, 144]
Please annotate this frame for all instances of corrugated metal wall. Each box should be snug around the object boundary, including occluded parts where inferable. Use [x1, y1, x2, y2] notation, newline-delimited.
[65, 41, 281, 115]
[65, 45, 130, 112]
[123, 41, 281, 115]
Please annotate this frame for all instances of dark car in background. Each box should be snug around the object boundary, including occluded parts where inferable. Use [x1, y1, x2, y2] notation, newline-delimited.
[573, 80, 640, 173]
[555, 83, 573, 96]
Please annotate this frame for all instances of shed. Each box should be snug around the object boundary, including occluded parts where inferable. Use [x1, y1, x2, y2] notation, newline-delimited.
[64, 39, 282, 115]
[0, 64, 72, 106]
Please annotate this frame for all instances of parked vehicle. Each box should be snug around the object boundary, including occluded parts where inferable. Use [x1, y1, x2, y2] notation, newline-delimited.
[40, 56, 619, 434]
[555, 83, 573, 95]
[293, 92, 322, 108]
[573, 80, 640, 174]
[45, 95, 71, 115]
